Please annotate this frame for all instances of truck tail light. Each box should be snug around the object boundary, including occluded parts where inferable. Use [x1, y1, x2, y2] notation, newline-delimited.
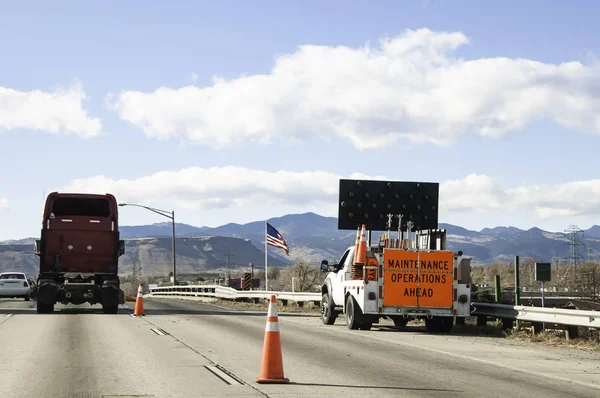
[23, 281, 28, 287]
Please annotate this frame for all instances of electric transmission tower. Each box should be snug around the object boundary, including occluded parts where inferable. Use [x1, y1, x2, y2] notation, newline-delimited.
[564, 225, 585, 266]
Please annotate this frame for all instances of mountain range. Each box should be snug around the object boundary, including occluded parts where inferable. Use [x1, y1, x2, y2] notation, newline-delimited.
[1, 212, 600, 276]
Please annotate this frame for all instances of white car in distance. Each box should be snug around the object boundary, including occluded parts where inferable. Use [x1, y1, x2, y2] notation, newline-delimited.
[0, 272, 31, 301]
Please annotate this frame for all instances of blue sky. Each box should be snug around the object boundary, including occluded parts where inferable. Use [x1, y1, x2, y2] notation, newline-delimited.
[1, 0, 600, 240]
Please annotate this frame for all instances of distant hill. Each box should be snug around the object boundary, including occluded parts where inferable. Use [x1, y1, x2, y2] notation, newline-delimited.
[2, 212, 600, 276]
[0, 238, 37, 246]
[119, 214, 600, 265]
[0, 236, 293, 277]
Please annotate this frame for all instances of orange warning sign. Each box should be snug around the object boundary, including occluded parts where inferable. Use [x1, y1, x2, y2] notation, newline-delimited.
[382, 250, 454, 308]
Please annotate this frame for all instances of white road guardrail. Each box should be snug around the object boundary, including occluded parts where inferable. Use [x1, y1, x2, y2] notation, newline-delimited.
[148, 288, 599, 329]
[148, 284, 322, 303]
[472, 302, 600, 329]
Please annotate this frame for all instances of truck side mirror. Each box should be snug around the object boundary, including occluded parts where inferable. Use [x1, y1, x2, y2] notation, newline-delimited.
[118, 240, 125, 256]
[320, 260, 329, 272]
[34, 240, 42, 256]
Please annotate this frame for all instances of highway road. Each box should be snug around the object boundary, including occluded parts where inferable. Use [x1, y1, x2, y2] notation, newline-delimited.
[0, 297, 598, 397]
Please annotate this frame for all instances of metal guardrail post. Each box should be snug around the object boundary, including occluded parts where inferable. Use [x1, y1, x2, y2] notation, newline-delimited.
[494, 275, 500, 303]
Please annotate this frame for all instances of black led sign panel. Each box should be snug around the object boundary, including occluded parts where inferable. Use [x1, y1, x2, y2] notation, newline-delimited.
[337, 179, 439, 231]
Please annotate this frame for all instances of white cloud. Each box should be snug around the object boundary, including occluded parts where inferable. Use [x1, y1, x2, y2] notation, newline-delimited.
[189, 73, 199, 84]
[0, 198, 7, 210]
[441, 174, 600, 221]
[0, 81, 101, 138]
[57, 167, 600, 224]
[106, 28, 600, 150]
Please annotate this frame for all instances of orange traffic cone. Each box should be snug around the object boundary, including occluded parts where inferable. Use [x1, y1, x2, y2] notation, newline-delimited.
[352, 226, 360, 264]
[133, 283, 144, 316]
[255, 295, 289, 384]
[355, 224, 367, 265]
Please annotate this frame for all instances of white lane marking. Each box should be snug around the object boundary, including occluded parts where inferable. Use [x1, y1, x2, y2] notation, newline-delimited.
[4, 313, 13, 318]
[204, 365, 244, 385]
[151, 328, 165, 336]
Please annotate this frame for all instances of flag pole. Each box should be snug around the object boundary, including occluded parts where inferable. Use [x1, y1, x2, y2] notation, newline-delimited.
[265, 220, 268, 291]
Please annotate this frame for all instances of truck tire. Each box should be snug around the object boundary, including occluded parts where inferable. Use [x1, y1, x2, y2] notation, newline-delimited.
[345, 295, 361, 330]
[321, 292, 338, 325]
[359, 321, 372, 330]
[392, 316, 409, 328]
[37, 301, 53, 314]
[439, 317, 454, 333]
[102, 303, 118, 314]
[425, 317, 453, 333]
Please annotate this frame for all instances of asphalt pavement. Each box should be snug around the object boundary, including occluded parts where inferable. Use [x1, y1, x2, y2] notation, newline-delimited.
[0, 297, 598, 397]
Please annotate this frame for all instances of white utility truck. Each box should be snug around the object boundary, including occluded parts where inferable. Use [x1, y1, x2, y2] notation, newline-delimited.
[320, 179, 472, 333]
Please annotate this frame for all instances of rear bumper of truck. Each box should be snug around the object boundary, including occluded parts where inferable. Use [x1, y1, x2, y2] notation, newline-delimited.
[36, 276, 124, 306]
[368, 307, 457, 317]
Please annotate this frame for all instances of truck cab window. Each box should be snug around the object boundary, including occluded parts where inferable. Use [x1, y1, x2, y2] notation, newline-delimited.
[51, 198, 111, 217]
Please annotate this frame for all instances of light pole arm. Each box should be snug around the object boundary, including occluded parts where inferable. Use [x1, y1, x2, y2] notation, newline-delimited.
[119, 202, 176, 286]
[119, 203, 173, 219]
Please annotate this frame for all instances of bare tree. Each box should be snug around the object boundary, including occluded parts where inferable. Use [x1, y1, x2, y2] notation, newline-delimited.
[267, 265, 280, 282]
[291, 261, 322, 292]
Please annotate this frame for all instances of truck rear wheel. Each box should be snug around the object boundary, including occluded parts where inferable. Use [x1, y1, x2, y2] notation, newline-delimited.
[359, 321, 372, 330]
[392, 316, 409, 328]
[440, 317, 454, 333]
[425, 316, 453, 333]
[102, 304, 118, 314]
[37, 301, 54, 314]
[321, 292, 338, 325]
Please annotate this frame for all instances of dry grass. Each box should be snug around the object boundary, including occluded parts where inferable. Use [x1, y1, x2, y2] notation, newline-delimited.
[212, 298, 321, 314]
[505, 327, 600, 352]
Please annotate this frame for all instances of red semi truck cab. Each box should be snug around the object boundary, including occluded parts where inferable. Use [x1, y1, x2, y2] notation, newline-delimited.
[34, 192, 125, 313]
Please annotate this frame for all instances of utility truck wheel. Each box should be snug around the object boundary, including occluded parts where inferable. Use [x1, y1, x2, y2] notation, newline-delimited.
[321, 292, 338, 325]
[439, 317, 454, 333]
[425, 317, 453, 333]
[392, 316, 409, 328]
[359, 322, 372, 330]
[425, 317, 439, 333]
[345, 295, 361, 330]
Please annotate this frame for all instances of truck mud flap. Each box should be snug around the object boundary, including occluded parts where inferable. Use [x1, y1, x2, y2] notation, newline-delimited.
[37, 280, 60, 305]
[100, 285, 121, 306]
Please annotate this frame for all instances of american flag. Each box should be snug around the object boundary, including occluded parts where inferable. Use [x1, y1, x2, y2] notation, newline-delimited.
[266, 222, 290, 256]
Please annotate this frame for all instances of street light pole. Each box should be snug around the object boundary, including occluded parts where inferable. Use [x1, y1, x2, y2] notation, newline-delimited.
[118, 203, 177, 286]
[171, 210, 176, 286]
